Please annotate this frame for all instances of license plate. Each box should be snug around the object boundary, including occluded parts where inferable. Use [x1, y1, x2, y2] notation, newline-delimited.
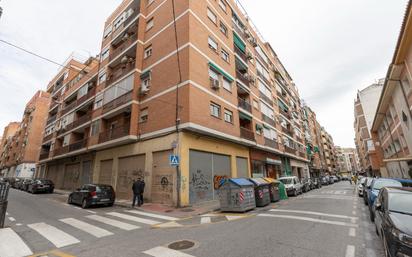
[100, 198, 110, 202]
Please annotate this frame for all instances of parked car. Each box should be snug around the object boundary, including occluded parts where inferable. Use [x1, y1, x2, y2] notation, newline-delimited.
[21, 178, 34, 191]
[321, 176, 329, 185]
[394, 178, 412, 187]
[9, 177, 22, 188]
[358, 177, 367, 197]
[367, 178, 403, 221]
[374, 187, 412, 257]
[15, 178, 31, 190]
[279, 176, 303, 196]
[68, 184, 115, 209]
[311, 178, 322, 189]
[331, 176, 339, 182]
[328, 176, 335, 184]
[27, 179, 54, 194]
[301, 178, 311, 193]
[364, 177, 375, 205]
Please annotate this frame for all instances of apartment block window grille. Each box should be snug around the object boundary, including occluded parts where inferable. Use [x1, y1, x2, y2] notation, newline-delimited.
[221, 49, 230, 63]
[207, 8, 217, 24]
[144, 45, 153, 59]
[101, 47, 110, 61]
[210, 102, 221, 118]
[139, 108, 149, 123]
[219, 22, 228, 36]
[146, 18, 154, 31]
[224, 109, 233, 123]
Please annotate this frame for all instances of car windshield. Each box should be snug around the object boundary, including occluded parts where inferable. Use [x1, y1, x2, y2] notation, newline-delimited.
[372, 180, 402, 190]
[366, 179, 374, 187]
[40, 179, 52, 183]
[279, 178, 293, 184]
[96, 185, 112, 192]
[389, 193, 412, 215]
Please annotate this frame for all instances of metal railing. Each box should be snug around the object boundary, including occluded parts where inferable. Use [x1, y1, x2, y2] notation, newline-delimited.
[98, 124, 130, 144]
[236, 70, 250, 87]
[262, 114, 275, 126]
[238, 97, 251, 112]
[240, 127, 255, 141]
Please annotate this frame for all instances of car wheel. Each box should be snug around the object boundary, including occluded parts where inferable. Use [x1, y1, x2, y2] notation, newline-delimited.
[81, 199, 89, 209]
[68, 196, 73, 204]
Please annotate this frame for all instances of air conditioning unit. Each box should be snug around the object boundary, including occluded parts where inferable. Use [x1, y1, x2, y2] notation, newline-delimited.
[210, 78, 220, 89]
[140, 85, 150, 95]
[248, 75, 256, 84]
[246, 51, 254, 60]
[243, 28, 252, 38]
[248, 37, 258, 47]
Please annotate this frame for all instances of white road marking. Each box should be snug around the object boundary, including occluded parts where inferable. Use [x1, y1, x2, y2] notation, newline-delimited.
[226, 215, 244, 221]
[258, 214, 358, 227]
[155, 221, 183, 228]
[200, 217, 211, 224]
[86, 210, 97, 214]
[302, 195, 355, 200]
[352, 211, 357, 215]
[5, 212, 8, 216]
[86, 215, 140, 231]
[349, 228, 356, 237]
[269, 209, 357, 220]
[27, 222, 80, 248]
[125, 210, 179, 221]
[60, 218, 113, 238]
[107, 212, 160, 225]
[0, 228, 33, 257]
[201, 213, 221, 217]
[8, 217, 16, 222]
[345, 245, 355, 257]
[143, 246, 195, 257]
[15, 223, 22, 226]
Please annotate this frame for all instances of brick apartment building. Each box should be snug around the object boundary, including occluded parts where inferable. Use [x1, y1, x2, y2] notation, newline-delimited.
[335, 146, 360, 177]
[320, 127, 338, 173]
[371, 1, 412, 179]
[353, 80, 385, 177]
[36, 0, 323, 207]
[0, 91, 51, 177]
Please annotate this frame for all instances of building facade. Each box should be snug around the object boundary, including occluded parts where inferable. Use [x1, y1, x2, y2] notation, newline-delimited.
[353, 80, 385, 177]
[0, 91, 51, 177]
[37, 0, 318, 206]
[371, 1, 412, 179]
[0, 122, 20, 176]
[336, 147, 359, 177]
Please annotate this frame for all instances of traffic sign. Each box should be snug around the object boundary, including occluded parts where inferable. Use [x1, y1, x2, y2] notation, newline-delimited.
[169, 155, 179, 166]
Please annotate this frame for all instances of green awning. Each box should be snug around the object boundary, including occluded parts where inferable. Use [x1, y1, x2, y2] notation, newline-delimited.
[278, 100, 289, 112]
[239, 111, 252, 121]
[233, 32, 246, 53]
[262, 123, 271, 129]
[209, 62, 234, 82]
[140, 70, 151, 79]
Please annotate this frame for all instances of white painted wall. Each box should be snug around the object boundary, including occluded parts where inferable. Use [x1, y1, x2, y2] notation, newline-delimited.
[358, 82, 384, 132]
[15, 163, 36, 178]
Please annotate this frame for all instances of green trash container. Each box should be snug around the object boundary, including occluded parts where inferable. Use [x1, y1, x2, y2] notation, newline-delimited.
[278, 181, 288, 200]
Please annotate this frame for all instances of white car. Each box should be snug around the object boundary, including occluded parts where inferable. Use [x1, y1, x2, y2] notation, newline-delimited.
[358, 177, 366, 197]
[279, 176, 303, 196]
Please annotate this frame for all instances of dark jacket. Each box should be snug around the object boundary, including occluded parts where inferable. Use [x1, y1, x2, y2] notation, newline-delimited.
[132, 180, 145, 194]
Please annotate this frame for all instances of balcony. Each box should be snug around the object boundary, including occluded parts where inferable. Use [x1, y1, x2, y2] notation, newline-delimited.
[282, 126, 293, 136]
[62, 88, 96, 116]
[110, 9, 140, 40]
[234, 46, 247, 63]
[232, 21, 246, 40]
[299, 151, 306, 158]
[110, 33, 138, 62]
[102, 92, 133, 114]
[257, 70, 271, 86]
[39, 152, 50, 160]
[98, 124, 130, 144]
[68, 139, 88, 152]
[42, 134, 53, 142]
[236, 70, 250, 87]
[260, 92, 273, 106]
[106, 61, 135, 88]
[262, 114, 275, 126]
[279, 109, 291, 120]
[264, 138, 278, 149]
[61, 101, 77, 115]
[240, 127, 255, 141]
[71, 113, 92, 129]
[53, 146, 69, 156]
[238, 97, 251, 113]
[284, 146, 297, 155]
[46, 115, 57, 125]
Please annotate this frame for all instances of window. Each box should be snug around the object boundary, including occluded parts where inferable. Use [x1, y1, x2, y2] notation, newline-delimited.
[224, 109, 233, 123]
[113, 14, 125, 30]
[210, 102, 221, 118]
[103, 25, 113, 39]
[77, 85, 88, 99]
[62, 134, 70, 147]
[141, 77, 151, 89]
[147, 0, 155, 6]
[219, 0, 227, 12]
[221, 49, 229, 62]
[101, 47, 110, 61]
[209, 67, 219, 81]
[258, 80, 272, 99]
[219, 22, 228, 36]
[139, 108, 148, 123]
[146, 18, 154, 31]
[222, 77, 231, 91]
[144, 45, 152, 59]
[208, 36, 218, 51]
[256, 61, 270, 81]
[253, 99, 259, 109]
[260, 101, 274, 119]
[255, 45, 269, 64]
[207, 8, 217, 24]
[94, 94, 103, 109]
[98, 70, 107, 83]
[91, 120, 100, 136]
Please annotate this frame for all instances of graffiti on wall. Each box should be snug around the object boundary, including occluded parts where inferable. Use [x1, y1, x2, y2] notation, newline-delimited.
[213, 175, 228, 190]
[190, 169, 211, 200]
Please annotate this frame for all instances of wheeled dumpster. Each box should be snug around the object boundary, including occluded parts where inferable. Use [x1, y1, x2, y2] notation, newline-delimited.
[264, 178, 280, 202]
[218, 178, 256, 212]
[248, 178, 271, 207]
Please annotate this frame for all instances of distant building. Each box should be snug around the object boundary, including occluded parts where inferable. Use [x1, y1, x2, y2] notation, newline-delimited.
[0, 91, 51, 177]
[354, 80, 385, 177]
[0, 122, 20, 176]
[336, 146, 360, 177]
[371, 1, 412, 179]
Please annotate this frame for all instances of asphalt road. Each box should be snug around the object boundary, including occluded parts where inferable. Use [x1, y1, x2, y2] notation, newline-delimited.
[1, 182, 384, 257]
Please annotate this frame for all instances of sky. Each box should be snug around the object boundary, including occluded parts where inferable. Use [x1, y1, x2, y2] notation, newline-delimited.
[0, 0, 408, 147]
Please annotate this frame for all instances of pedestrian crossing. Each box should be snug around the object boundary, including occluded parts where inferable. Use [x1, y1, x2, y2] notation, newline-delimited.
[0, 209, 179, 257]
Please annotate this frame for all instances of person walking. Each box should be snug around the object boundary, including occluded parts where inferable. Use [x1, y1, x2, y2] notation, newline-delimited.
[132, 177, 145, 207]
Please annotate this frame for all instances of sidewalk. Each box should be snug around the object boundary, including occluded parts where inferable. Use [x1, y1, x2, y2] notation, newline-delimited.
[53, 189, 220, 219]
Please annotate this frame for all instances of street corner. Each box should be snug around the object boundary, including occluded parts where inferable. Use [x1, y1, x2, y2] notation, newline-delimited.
[29, 250, 76, 257]
[151, 212, 253, 229]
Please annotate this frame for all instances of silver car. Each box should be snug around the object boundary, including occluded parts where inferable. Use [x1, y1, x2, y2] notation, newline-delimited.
[279, 176, 303, 196]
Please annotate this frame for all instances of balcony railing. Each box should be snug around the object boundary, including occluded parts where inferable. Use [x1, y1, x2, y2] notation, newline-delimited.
[238, 97, 251, 113]
[42, 134, 53, 142]
[234, 46, 247, 63]
[68, 139, 88, 152]
[236, 70, 250, 87]
[61, 88, 96, 116]
[53, 146, 69, 156]
[102, 91, 133, 114]
[71, 113, 92, 129]
[61, 101, 77, 115]
[46, 115, 57, 125]
[264, 138, 278, 149]
[110, 33, 138, 61]
[240, 127, 255, 141]
[98, 124, 130, 144]
[106, 61, 135, 88]
[110, 10, 140, 40]
[284, 146, 296, 155]
[257, 70, 271, 86]
[280, 109, 291, 120]
[282, 126, 293, 136]
[39, 152, 50, 160]
[260, 92, 273, 105]
[262, 114, 275, 126]
[299, 152, 306, 158]
[232, 21, 246, 40]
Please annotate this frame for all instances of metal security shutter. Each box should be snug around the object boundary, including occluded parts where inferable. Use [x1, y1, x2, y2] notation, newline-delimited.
[236, 157, 249, 178]
[117, 155, 145, 200]
[63, 163, 80, 191]
[99, 159, 113, 185]
[152, 150, 174, 205]
[81, 161, 92, 185]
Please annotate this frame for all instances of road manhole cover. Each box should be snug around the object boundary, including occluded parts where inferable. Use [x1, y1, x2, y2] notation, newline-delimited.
[168, 240, 195, 250]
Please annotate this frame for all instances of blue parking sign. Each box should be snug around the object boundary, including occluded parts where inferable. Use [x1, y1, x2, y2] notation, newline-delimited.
[169, 155, 179, 166]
